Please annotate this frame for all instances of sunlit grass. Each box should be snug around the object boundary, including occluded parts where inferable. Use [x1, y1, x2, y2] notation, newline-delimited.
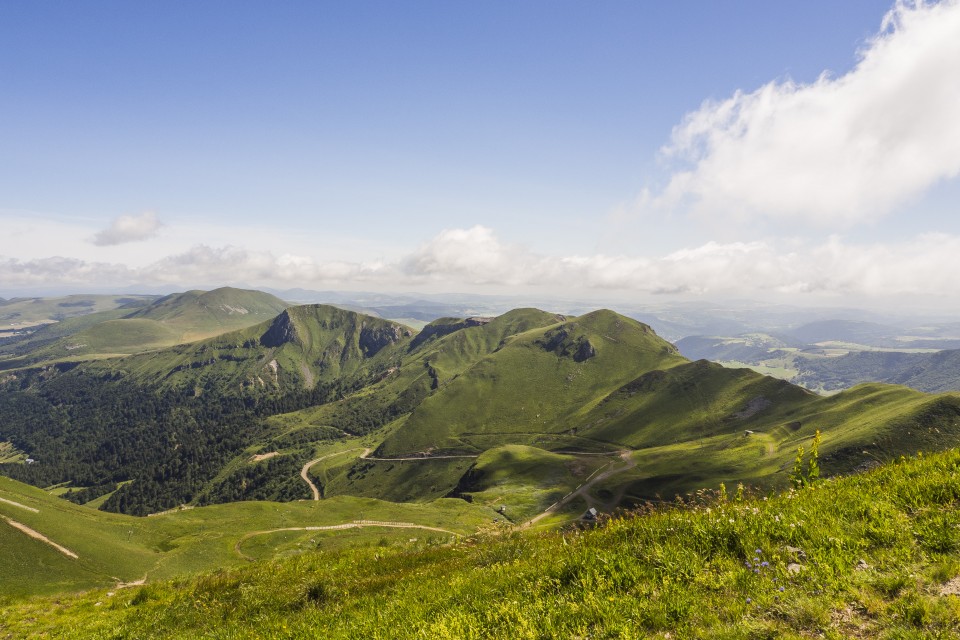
[7, 449, 960, 637]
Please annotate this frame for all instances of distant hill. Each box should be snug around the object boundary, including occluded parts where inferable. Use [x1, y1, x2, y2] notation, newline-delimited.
[0, 294, 156, 328]
[675, 333, 795, 362]
[676, 330, 960, 394]
[0, 287, 290, 367]
[124, 287, 289, 337]
[786, 319, 899, 346]
[795, 348, 960, 393]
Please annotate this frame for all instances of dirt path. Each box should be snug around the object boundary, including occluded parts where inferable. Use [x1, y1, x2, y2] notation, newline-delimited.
[115, 575, 147, 589]
[2, 516, 78, 559]
[234, 520, 458, 560]
[359, 453, 478, 461]
[300, 448, 371, 500]
[0, 496, 40, 513]
[522, 450, 637, 528]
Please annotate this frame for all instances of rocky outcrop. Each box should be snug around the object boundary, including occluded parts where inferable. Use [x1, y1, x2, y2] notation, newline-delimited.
[573, 338, 597, 362]
[359, 324, 411, 357]
[536, 325, 597, 362]
[260, 311, 300, 348]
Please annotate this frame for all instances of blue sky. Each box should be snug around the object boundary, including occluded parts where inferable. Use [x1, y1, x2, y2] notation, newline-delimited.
[2, 1, 959, 306]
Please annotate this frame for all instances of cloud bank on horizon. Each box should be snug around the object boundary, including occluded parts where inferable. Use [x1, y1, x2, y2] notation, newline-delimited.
[5, 225, 960, 302]
[2, 0, 959, 304]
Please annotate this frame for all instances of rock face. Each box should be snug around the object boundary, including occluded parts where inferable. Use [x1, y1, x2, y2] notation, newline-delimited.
[260, 311, 300, 348]
[573, 339, 597, 363]
[359, 324, 410, 357]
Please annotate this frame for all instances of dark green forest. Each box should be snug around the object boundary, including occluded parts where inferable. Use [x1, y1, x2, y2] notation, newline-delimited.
[0, 369, 348, 515]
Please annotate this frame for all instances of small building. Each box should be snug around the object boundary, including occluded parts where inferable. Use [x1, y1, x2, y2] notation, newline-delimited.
[583, 507, 599, 521]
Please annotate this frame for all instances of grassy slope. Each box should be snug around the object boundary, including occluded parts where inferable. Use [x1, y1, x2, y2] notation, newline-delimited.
[0, 478, 162, 596]
[27, 287, 291, 363]
[455, 444, 612, 522]
[0, 475, 493, 599]
[8, 449, 960, 638]
[584, 381, 960, 504]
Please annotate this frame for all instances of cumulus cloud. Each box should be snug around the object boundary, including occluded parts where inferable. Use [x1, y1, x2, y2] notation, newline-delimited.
[92, 211, 163, 246]
[403, 226, 553, 285]
[656, 0, 960, 226]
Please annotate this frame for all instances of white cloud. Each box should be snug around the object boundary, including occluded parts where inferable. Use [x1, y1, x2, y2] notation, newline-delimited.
[91, 211, 163, 246]
[655, 0, 960, 226]
[0, 256, 136, 286]
[146, 245, 390, 285]
[403, 226, 552, 285]
[4, 226, 960, 302]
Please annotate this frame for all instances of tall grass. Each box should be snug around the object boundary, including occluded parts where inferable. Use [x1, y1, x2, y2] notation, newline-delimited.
[7, 449, 960, 638]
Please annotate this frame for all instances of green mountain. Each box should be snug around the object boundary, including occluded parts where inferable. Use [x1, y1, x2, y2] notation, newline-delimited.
[4, 301, 960, 530]
[7, 298, 960, 626]
[105, 303, 414, 393]
[376, 309, 685, 456]
[123, 287, 290, 338]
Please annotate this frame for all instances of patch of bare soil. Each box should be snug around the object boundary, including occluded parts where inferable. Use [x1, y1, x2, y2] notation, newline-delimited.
[940, 577, 960, 596]
[829, 604, 875, 639]
[250, 451, 280, 463]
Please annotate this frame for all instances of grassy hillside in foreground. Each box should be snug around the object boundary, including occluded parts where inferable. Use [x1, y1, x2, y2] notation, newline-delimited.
[0, 475, 493, 598]
[7, 449, 960, 638]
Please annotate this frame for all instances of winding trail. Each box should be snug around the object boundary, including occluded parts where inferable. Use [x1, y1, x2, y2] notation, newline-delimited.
[300, 448, 371, 500]
[234, 521, 458, 560]
[522, 450, 637, 528]
[2, 516, 78, 559]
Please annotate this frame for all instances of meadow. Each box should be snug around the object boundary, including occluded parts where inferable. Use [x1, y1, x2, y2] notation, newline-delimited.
[5, 446, 960, 638]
